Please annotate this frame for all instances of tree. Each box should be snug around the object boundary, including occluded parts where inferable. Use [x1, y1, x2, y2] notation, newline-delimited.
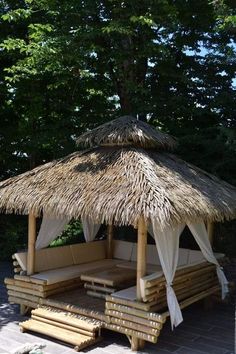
[0, 0, 235, 257]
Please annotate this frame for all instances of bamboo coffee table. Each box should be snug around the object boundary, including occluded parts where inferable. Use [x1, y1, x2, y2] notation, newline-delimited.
[81, 267, 137, 299]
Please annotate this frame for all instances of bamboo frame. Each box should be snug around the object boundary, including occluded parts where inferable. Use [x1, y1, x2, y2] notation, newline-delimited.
[207, 221, 214, 245]
[27, 212, 36, 276]
[105, 302, 164, 323]
[105, 310, 163, 330]
[105, 323, 158, 344]
[136, 216, 147, 300]
[107, 224, 113, 259]
[135, 216, 148, 350]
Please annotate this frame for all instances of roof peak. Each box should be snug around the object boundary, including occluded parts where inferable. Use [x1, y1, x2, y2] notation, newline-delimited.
[76, 115, 176, 150]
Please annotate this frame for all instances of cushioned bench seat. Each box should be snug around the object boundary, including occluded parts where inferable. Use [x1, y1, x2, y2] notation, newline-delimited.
[31, 259, 123, 285]
[112, 286, 137, 301]
[14, 239, 224, 287]
[116, 261, 162, 274]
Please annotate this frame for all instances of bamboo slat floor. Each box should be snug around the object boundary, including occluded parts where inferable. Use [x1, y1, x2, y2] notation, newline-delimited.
[0, 261, 235, 354]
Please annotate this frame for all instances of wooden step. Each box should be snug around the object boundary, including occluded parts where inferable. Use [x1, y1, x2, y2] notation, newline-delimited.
[19, 306, 103, 351]
[20, 319, 102, 351]
[31, 307, 101, 332]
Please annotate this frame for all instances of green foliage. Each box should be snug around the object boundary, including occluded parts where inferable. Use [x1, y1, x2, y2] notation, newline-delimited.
[177, 127, 236, 185]
[215, 221, 236, 257]
[0, 215, 28, 260]
[212, 0, 236, 31]
[2, 8, 32, 22]
[50, 220, 85, 247]
[0, 0, 235, 257]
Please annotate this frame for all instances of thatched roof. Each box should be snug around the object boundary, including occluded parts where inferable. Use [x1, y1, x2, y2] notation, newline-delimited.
[0, 141, 236, 227]
[76, 115, 176, 150]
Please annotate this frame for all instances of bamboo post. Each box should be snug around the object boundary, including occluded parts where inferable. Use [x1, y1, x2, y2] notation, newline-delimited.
[207, 221, 214, 246]
[131, 216, 147, 351]
[27, 212, 36, 276]
[136, 216, 147, 300]
[107, 224, 113, 259]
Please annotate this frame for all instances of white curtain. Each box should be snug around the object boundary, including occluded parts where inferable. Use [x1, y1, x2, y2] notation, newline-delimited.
[151, 219, 185, 329]
[81, 217, 101, 242]
[36, 216, 69, 249]
[187, 221, 228, 299]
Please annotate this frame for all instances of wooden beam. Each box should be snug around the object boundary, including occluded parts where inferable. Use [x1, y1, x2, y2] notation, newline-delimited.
[207, 221, 214, 246]
[107, 224, 113, 259]
[27, 213, 36, 275]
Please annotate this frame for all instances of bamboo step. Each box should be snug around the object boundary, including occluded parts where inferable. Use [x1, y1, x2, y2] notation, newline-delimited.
[19, 307, 103, 351]
[20, 319, 101, 351]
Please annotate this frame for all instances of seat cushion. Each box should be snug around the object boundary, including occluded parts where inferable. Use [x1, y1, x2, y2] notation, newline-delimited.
[31, 259, 120, 285]
[112, 286, 137, 301]
[131, 244, 161, 266]
[178, 248, 189, 266]
[116, 261, 162, 274]
[70, 240, 106, 265]
[113, 240, 133, 261]
[147, 244, 161, 265]
[14, 252, 27, 272]
[188, 250, 205, 264]
[45, 245, 73, 270]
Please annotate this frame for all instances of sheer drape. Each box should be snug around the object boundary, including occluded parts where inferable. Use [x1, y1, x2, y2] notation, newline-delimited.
[36, 216, 69, 249]
[151, 219, 185, 329]
[81, 217, 101, 242]
[36, 216, 101, 249]
[187, 221, 228, 299]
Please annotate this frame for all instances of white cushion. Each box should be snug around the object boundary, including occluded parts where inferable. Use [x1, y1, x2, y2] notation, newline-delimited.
[112, 286, 137, 301]
[131, 243, 160, 265]
[14, 252, 27, 271]
[31, 259, 120, 285]
[178, 248, 189, 266]
[188, 250, 205, 264]
[113, 240, 133, 261]
[70, 240, 106, 265]
[45, 245, 73, 270]
[147, 244, 160, 265]
[130, 243, 137, 262]
[131, 243, 161, 265]
[35, 248, 50, 272]
[214, 252, 224, 260]
[116, 261, 162, 274]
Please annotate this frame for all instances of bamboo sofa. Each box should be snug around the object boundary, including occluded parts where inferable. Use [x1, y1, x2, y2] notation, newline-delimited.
[5, 240, 223, 310]
[5, 240, 224, 348]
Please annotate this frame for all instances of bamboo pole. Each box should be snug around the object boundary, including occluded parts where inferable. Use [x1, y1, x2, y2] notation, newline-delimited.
[207, 221, 214, 246]
[27, 212, 36, 276]
[133, 216, 147, 350]
[136, 216, 147, 300]
[107, 224, 113, 259]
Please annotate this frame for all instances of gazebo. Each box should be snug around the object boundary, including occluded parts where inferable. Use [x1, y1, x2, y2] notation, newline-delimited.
[1, 116, 236, 351]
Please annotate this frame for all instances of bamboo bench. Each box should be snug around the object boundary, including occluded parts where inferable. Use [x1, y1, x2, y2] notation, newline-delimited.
[5, 240, 224, 311]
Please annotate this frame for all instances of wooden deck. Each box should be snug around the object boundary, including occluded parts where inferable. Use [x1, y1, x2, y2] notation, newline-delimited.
[46, 288, 107, 321]
[1, 261, 235, 354]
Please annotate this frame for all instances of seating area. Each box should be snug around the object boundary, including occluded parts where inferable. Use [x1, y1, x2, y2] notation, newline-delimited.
[12, 239, 218, 285]
[5, 240, 224, 309]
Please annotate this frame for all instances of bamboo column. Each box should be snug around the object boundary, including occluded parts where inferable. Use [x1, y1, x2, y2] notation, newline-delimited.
[27, 212, 37, 276]
[107, 224, 113, 259]
[131, 216, 147, 351]
[136, 216, 147, 300]
[207, 221, 214, 246]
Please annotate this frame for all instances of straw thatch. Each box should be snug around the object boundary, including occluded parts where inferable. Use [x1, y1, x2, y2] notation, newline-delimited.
[76, 116, 176, 150]
[0, 138, 236, 227]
